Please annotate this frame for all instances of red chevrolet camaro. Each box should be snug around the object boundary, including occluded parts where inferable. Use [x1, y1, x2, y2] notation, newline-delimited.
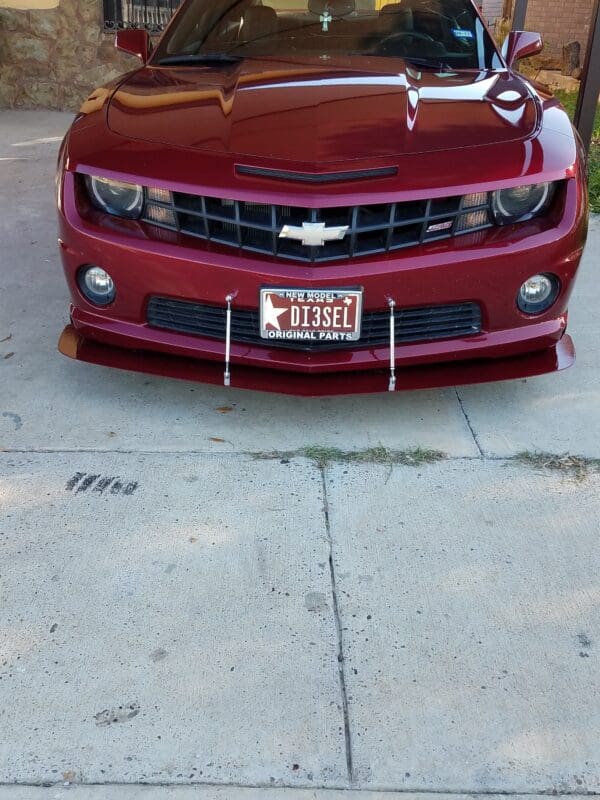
[56, 0, 589, 395]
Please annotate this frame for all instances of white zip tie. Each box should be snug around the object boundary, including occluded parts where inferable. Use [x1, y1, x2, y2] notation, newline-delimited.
[224, 293, 234, 387]
[388, 298, 396, 392]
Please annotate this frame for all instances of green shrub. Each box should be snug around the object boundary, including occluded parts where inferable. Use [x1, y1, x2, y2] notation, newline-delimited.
[554, 91, 600, 214]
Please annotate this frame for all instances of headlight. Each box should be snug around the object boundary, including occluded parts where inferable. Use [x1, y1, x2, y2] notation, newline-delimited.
[86, 175, 144, 219]
[145, 187, 177, 227]
[491, 183, 555, 225]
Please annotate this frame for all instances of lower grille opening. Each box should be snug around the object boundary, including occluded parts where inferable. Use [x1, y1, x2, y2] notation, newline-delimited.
[147, 297, 483, 352]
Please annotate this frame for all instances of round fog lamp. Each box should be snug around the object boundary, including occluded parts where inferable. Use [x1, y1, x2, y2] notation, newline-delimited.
[517, 273, 559, 315]
[78, 265, 115, 306]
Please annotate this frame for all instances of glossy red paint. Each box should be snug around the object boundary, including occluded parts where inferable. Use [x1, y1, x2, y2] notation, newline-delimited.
[56, 6, 589, 395]
[107, 62, 539, 160]
[58, 325, 575, 396]
[502, 31, 543, 67]
[115, 28, 152, 62]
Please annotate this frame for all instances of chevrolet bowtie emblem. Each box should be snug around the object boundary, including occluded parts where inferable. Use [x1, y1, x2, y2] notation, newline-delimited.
[279, 221, 350, 247]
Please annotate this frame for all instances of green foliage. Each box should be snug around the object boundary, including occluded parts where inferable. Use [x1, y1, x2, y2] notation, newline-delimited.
[589, 150, 600, 214]
[554, 90, 600, 213]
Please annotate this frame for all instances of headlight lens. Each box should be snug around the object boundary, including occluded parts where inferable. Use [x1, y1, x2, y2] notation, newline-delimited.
[145, 187, 177, 227]
[492, 183, 555, 225]
[86, 175, 144, 219]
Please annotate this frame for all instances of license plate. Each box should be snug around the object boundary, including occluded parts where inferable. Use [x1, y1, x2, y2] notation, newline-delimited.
[260, 288, 363, 343]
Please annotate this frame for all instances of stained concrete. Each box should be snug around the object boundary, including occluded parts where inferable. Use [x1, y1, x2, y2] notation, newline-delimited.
[327, 460, 600, 792]
[0, 454, 345, 787]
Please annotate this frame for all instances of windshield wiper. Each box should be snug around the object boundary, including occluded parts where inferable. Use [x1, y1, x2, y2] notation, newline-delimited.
[402, 56, 451, 70]
[157, 53, 243, 66]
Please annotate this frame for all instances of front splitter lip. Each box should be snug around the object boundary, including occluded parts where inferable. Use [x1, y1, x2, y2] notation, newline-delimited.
[58, 325, 576, 397]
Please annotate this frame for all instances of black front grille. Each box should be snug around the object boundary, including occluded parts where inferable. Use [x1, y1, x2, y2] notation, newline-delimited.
[147, 297, 482, 352]
[143, 190, 492, 263]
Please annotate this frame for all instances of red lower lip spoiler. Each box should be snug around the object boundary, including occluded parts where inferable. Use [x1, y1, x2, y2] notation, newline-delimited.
[58, 325, 575, 396]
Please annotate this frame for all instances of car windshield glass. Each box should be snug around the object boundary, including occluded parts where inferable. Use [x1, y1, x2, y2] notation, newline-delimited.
[154, 0, 502, 70]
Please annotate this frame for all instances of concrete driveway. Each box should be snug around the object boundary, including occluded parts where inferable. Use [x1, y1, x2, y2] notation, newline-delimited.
[1, 111, 599, 800]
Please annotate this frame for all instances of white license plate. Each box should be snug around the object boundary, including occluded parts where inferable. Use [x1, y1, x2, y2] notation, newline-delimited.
[260, 288, 363, 343]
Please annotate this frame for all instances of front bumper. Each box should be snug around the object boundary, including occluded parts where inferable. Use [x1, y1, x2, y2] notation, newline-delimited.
[58, 324, 575, 396]
[57, 172, 587, 395]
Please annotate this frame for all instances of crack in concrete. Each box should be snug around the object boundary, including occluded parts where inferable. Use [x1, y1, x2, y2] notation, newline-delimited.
[454, 388, 485, 458]
[319, 464, 355, 787]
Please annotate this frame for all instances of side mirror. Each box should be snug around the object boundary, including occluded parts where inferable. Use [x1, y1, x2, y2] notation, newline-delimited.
[115, 29, 151, 63]
[502, 31, 543, 67]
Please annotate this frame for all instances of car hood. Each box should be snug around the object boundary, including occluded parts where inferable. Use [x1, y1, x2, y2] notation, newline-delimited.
[107, 58, 539, 163]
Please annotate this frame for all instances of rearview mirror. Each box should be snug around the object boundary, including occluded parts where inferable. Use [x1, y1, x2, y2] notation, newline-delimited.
[115, 29, 151, 63]
[502, 31, 543, 67]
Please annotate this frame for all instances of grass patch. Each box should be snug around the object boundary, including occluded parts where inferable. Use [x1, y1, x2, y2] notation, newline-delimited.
[589, 149, 600, 215]
[514, 451, 600, 481]
[255, 445, 446, 467]
[302, 445, 445, 467]
[554, 90, 600, 214]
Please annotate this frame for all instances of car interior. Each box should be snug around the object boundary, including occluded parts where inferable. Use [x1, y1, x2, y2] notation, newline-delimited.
[194, 0, 484, 64]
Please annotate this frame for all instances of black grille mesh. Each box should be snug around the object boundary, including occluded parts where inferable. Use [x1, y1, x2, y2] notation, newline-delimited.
[147, 297, 483, 352]
[143, 190, 492, 263]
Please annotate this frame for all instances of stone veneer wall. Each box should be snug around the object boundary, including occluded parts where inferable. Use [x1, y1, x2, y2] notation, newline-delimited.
[0, 0, 137, 110]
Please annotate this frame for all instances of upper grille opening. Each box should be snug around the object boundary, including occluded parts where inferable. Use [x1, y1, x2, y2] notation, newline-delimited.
[143, 190, 492, 264]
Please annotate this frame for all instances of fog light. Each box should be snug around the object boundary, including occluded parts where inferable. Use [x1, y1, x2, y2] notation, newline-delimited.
[517, 273, 559, 315]
[78, 265, 115, 306]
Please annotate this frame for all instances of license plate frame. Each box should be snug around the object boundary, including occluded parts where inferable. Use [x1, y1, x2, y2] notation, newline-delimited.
[259, 287, 363, 344]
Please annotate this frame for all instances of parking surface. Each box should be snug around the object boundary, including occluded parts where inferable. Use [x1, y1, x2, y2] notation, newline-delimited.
[1, 111, 600, 798]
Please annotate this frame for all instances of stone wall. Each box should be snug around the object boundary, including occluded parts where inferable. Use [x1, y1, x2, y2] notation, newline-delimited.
[0, 0, 137, 110]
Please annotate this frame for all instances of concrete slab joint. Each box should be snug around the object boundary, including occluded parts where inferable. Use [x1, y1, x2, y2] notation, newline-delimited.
[319, 466, 355, 785]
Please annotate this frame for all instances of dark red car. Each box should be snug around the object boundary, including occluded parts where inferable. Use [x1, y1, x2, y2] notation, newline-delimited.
[57, 0, 588, 395]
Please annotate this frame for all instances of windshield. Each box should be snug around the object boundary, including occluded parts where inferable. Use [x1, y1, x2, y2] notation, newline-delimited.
[154, 0, 503, 70]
